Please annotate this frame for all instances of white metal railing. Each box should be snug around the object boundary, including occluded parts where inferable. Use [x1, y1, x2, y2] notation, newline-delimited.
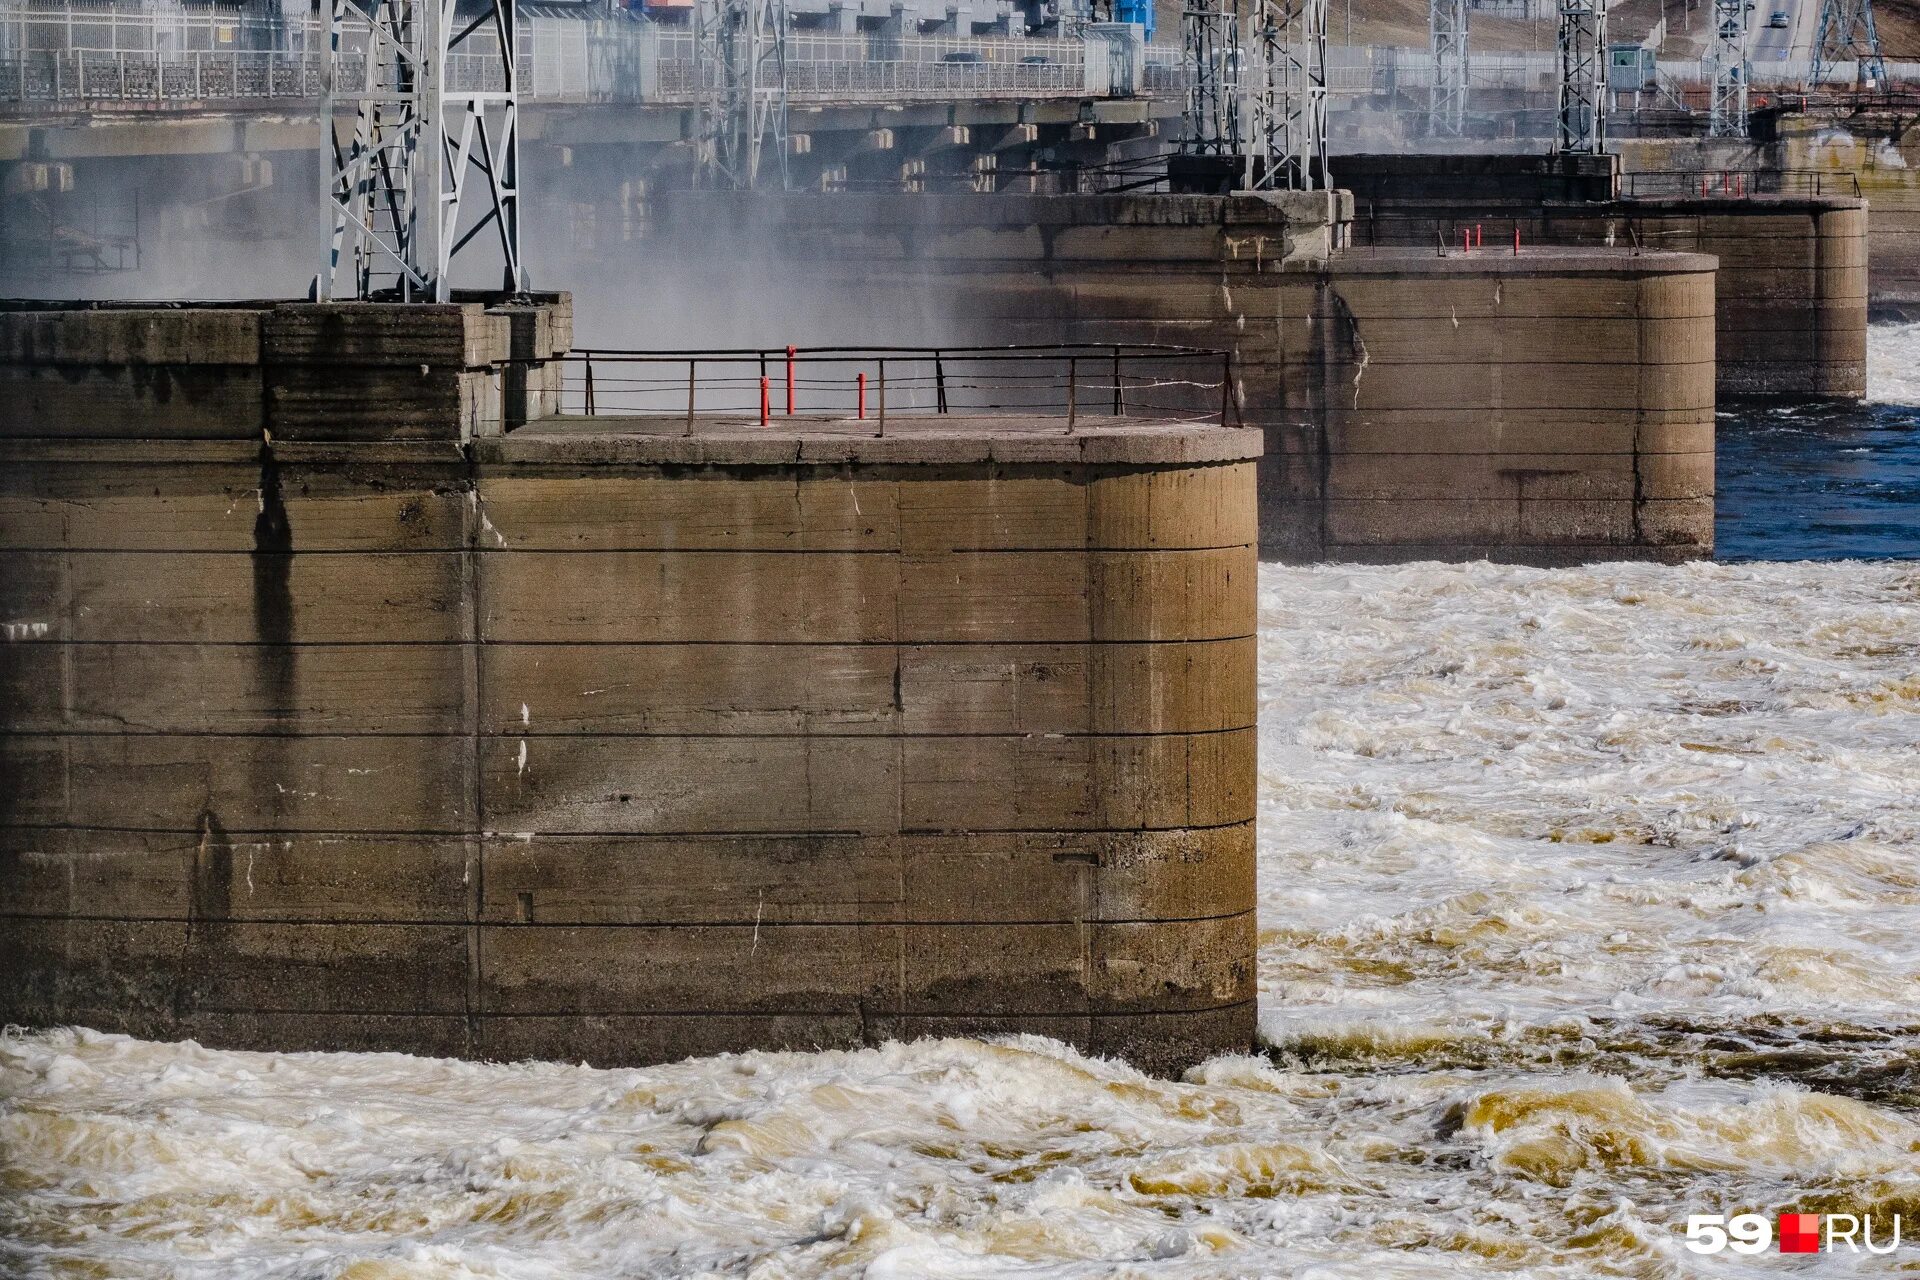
[9, 2, 1919, 112]
[0, 4, 1101, 107]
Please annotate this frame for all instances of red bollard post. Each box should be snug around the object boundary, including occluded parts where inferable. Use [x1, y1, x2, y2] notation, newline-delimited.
[857, 372, 866, 420]
[785, 345, 796, 416]
[1475, 223, 1483, 248]
[1514, 225, 1520, 256]
[760, 375, 770, 426]
[1462, 228, 1470, 253]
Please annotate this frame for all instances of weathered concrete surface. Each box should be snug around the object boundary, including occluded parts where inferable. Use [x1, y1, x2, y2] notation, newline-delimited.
[1771, 114, 1920, 314]
[650, 193, 1716, 566]
[1335, 154, 1866, 400]
[0, 299, 1261, 1076]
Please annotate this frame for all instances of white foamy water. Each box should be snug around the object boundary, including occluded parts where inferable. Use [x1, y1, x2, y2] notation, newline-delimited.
[5, 560, 1920, 1279]
[1866, 321, 1920, 404]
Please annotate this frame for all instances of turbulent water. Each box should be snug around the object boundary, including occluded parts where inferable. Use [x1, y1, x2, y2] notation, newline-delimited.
[5, 344, 1920, 1280]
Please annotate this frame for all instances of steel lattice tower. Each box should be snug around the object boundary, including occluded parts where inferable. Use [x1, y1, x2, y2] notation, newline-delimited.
[1706, 0, 1749, 136]
[1429, 0, 1469, 137]
[1811, 0, 1886, 87]
[1553, 0, 1607, 154]
[316, 0, 525, 301]
[1179, 0, 1242, 156]
[1246, 0, 1327, 189]
[694, 0, 791, 189]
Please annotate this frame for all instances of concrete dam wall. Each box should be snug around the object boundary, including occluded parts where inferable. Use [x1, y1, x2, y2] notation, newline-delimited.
[1334, 154, 1869, 401]
[0, 298, 1261, 1075]
[652, 192, 1718, 566]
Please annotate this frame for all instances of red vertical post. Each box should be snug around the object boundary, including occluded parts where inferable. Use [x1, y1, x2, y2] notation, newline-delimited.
[1475, 223, 1483, 248]
[1462, 228, 1470, 253]
[760, 375, 770, 426]
[858, 371, 866, 419]
[785, 345, 796, 415]
[1514, 225, 1520, 255]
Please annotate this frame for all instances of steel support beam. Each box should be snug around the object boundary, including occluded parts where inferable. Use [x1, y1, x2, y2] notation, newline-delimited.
[315, 0, 524, 301]
[1706, 0, 1748, 137]
[1554, 0, 1606, 155]
[1179, 0, 1241, 156]
[1429, 0, 1468, 137]
[695, 0, 791, 189]
[1245, 0, 1326, 189]
[1811, 0, 1887, 87]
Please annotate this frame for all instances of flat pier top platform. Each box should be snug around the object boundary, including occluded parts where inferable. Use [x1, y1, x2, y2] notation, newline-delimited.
[479, 414, 1266, 466]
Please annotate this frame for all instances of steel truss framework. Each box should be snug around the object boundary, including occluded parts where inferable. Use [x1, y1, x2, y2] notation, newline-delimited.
[1245, 0, 1327, 189]
[1811, 0, 1887, 87]
[316, 0, 524, 301]
[694, 0, 791, 189]
[1429, 0, 1468, 137]
[1706, 0, 1748, 136]
[1179, 0, 1241, 155]
[1554, 0, 1606, 154]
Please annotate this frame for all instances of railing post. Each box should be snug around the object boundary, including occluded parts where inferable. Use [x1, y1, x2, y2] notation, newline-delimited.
[760, 374, 770, 426]
[857, 371, 867, 420]
[584, 356, 595, 415]
[1066, 356, 1076, 432]
[785, 345, 795, 416]
[1221, 351, 1234, 426]
[877, 359, 886, 436]
[1111, 345, 1122, 415]
[935, 351, 947, 414]
[686, 359, 696, 435]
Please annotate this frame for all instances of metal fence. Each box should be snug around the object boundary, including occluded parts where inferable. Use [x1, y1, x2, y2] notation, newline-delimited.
[9, 0, 1920, 113]
[560, 343, 1238, 429]
[0, 4, 1101, 108]
[1620, 167, 1863, 198]
[1, 48, 319, 101]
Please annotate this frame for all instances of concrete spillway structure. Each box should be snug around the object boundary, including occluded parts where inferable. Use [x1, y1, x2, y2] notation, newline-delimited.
[1335, 153, 1869, 401]
[655, 193, 1717, 565]
[0, 298, 1260, 1075]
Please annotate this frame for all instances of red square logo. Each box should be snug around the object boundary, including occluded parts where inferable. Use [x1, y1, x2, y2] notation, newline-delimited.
[1780, 1213, 1822, 1254]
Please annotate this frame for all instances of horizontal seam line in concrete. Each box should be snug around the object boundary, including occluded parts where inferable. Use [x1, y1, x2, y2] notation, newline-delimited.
[1, 819, 1257, 838]
[24, 1002, 1263, 1019]
[0, 636, 1262, 647]
[0, 910, 1256, 928]
[0, 546, 1259, 555]
[0, 727, 1258, 740]
[480, 1004, 1266, 1018]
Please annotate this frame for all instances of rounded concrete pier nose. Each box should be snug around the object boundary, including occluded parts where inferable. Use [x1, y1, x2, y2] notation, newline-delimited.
[0, 307, 1264, 1076]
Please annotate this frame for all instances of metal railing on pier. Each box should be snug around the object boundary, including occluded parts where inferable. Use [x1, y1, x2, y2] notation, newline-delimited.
[555, 344, 1240, 432]
[1620, 168, 1863, 199]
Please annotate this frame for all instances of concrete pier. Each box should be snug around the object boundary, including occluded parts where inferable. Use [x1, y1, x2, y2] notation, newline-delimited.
[1335, 153, 1868, 400]
[0, 298, 1260, 1075]
[654, 193, 1718, 565]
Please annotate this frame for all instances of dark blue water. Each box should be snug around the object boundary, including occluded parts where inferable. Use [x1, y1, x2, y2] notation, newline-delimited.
[1715, 329, 1920, 561]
